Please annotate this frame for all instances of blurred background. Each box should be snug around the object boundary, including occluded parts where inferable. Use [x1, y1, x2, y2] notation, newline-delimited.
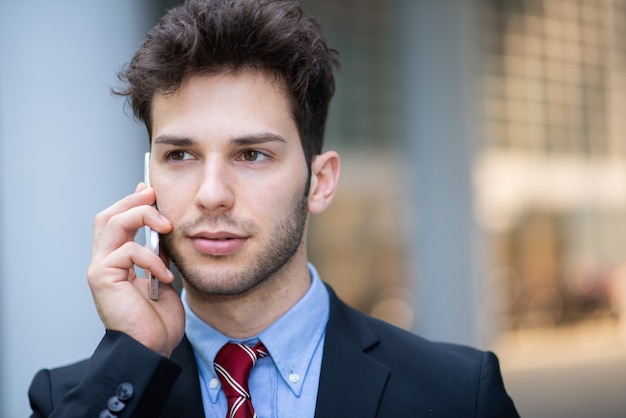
[1, 0, 625, 417]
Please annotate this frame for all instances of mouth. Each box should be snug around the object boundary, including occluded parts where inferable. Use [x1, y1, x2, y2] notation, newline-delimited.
[188, 231, 248, 256]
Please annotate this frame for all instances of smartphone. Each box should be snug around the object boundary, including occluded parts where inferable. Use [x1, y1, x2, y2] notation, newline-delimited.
[144, 152, 160, 300]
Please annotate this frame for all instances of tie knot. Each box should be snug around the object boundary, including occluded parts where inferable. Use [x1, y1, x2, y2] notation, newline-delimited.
[214, 342, 267, 418]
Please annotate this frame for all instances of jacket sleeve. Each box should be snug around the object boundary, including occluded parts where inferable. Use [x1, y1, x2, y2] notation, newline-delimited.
[28, 330, 182, 418]
[475, 351, 520, 418]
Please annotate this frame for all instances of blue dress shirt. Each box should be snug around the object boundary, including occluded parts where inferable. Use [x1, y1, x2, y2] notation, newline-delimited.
[183, 263, 330, 418]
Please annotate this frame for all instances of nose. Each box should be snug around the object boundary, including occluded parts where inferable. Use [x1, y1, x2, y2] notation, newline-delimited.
[194, 159, 235, 213]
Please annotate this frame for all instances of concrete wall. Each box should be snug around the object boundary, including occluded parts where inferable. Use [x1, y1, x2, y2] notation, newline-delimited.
[400, 0, 486, 346]
[0, 2, 150, 416]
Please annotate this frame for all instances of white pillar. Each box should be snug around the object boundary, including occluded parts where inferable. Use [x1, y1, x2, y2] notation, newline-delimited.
[0, 2, 151, 416]
[400, 0, 485, 346]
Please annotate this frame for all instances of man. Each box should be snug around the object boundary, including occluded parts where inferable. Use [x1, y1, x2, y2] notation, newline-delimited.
[28, 0, 519, 417]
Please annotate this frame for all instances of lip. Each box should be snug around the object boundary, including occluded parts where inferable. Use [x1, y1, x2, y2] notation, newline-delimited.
[189, 231, 248, 256]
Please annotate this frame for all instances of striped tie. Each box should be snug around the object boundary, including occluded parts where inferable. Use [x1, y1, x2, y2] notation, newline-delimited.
[214, 342, 268, 418]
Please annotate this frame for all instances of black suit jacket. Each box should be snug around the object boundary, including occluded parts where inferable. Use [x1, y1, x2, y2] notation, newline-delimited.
[29, 286, 519, 417]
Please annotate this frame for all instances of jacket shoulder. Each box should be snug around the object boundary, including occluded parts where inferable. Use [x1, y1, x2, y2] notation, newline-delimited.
[324, 285, 519, 417]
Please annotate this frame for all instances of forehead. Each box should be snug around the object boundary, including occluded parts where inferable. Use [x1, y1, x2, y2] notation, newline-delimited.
[150, 70, 298, 145]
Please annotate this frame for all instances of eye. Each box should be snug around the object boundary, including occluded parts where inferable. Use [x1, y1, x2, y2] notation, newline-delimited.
[166, 151, 194, 161]
[240, 150, 268, 162]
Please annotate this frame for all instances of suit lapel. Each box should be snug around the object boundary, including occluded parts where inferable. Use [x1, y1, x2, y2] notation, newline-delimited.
[314, 287, 389, 418]
[161, 336, 205, 417]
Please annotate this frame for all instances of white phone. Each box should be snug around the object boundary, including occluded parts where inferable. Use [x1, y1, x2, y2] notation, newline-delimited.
[144, 152, 160, 300]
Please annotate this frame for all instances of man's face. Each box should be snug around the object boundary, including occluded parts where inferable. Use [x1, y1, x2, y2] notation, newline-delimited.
[150, 70, 310, 296]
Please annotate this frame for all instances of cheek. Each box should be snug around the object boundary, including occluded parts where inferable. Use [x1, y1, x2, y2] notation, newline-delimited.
[241, 181, 297, 223]
[153, 181, 188, 221]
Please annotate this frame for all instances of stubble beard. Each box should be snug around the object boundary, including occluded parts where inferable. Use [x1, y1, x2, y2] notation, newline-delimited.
[161, 194, 309, 296]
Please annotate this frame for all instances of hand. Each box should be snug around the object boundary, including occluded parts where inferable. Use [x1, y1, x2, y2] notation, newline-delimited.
[87, 183, 183, 357]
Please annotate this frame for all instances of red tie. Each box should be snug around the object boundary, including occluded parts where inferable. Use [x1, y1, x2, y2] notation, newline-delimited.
[214, 342, 268, 418]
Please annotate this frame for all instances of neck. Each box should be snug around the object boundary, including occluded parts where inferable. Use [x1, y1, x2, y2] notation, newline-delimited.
[183, 250, 311, 339]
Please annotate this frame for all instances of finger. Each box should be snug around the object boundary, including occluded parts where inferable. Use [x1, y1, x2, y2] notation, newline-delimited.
[128, 245, 175, 285]
[93, 205, 172, 259]
[93, 186, 156, 238]
[128, 268, 137, 283]
[89, 242, 174, 289]
[135, 182, 148, 193]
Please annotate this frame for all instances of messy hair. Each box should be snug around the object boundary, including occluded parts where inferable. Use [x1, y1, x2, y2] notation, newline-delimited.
[116, 0, 339, 168]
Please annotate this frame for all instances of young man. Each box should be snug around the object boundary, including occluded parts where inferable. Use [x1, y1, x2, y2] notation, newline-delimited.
[28, 0, 519, 416]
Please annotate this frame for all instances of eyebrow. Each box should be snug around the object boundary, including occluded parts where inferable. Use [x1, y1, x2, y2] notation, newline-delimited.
[152, 133, 287, 147]
[231, 133, 287, 146]
[152, 135, 194, 146]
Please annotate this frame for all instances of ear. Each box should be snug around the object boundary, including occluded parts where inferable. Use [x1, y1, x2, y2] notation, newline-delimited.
[308, 150, 340, 214]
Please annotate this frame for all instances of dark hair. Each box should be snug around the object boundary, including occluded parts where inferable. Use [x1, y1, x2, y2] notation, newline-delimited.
[116, 0, 339, 168]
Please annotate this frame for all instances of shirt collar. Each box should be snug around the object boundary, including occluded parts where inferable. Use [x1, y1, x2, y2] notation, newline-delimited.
[183, 263, 329, 397]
